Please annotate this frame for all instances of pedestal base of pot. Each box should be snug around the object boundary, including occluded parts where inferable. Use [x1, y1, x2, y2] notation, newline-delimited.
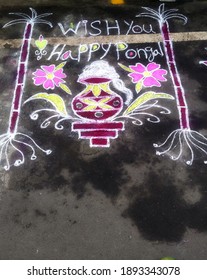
[72, 121, 124, 147]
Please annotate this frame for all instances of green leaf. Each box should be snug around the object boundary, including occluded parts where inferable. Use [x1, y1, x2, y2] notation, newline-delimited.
[123, 91, 174, 115]
[26, 93, 68, 116]
[35, 38, 48, 50]
[59, 83, 72, 95]
[55, 62, 67, 70]
[118, 63, 133, 73]
[135, 81, 142, 94]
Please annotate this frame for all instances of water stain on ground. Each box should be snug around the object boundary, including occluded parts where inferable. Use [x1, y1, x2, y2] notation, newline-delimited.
[124, 171, 189, 242]
[124, 164, 207, 242]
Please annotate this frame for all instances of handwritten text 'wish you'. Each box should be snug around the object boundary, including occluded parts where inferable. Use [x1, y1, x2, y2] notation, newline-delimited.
[46, 19, 163, 62]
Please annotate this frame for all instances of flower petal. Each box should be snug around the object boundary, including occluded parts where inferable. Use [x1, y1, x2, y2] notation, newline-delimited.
[128, 72, 143, 83]
[33, 69, 46, 77]
[129, 63, 145, 73]
[152, 69, 167, 81]
[43, 79, 55, 89]
[54, 69, 67, 79]
[53, 77, 65, 87]
[41, 64, 55, 73]
[143, 77, 161, 87]
[147, 62, 160, 72]
[33, 76, 47, 86]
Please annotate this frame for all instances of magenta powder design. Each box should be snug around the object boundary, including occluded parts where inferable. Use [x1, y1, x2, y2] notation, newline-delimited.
[0, 8, 53, 170]
[137, 4, 207, 165]
[0, 4, 206, 170]
[128, 62, 167, 87]
[28, 59, 173, 148]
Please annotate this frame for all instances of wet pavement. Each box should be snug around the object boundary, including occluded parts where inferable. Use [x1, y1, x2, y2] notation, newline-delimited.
[0, 0, 207, 259]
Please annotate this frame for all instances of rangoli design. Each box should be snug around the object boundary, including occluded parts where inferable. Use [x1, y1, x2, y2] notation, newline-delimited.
[0, 9, 53, 170]
[35, 34, 48, 60]
[0, 4, 207, 170]
[200, 48, 207, 67]
[137, 5, 207, 165]
[32, 63, 71, 93]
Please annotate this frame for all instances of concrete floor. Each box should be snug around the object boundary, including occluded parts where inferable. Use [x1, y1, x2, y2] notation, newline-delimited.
[0, 0, 207, 259]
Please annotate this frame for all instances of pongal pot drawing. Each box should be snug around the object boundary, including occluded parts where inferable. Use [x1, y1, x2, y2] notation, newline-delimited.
[71, 61, 132, 147]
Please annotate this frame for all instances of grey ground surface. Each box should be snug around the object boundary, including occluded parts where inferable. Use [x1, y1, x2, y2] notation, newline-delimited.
[0, 0, 207, 260]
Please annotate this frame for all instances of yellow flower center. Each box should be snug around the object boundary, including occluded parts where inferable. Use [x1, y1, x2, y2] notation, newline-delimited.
[143, 71, 152, 78]
[46, 73, 54, 80]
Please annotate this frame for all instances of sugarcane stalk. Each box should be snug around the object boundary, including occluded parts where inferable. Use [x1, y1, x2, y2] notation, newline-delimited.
[160, 20, 190, 130]
[0, 8, 53, 170]
[9, 22, 33, 134]
[137, 4, 207, 164]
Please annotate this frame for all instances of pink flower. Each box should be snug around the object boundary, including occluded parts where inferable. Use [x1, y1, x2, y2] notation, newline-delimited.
[128, 62, 167, 87]
[33, 64, 67, 90]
